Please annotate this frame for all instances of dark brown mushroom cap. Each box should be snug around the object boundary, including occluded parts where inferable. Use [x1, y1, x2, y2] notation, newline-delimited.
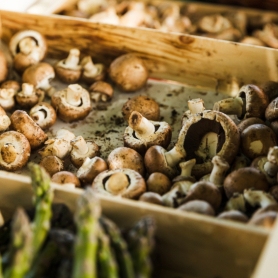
[223, 167, 269, 199]
[108, 53, 149, 92]
[92, 168, 146, 199]
[261, 81, 278, 102]
[51, 171, 81, 187]
[146, 172, 172, 195]
[0, 50, 8, 83]
[180, 181, 222, 210]
[237, 84, 269, 119]
[139, 192, 164, 206]
[51, 84, 91, 123]
[124, 116, 172, 155]
[177, 110, 240, 178]
[265, 96, 278, 121]
[55, 66, 82, 84]
[0, 131, 31, 171]
[178, 200, 215, 216]
[107, 146, 145, 177]
[240, 124, 277, 160]
[39, 155, 64, 177]
[252, 204, 278, 218]
[122, 95, 160, 122]
[248, 211, 277, 228]
[10, 110, 48, 150]
[237, 117, 265, 134]
[217, 210, 248, 223]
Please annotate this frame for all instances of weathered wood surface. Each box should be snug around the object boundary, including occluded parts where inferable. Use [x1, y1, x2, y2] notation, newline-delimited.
[0, 170, 268, 278]
[1, 10, 278, 96]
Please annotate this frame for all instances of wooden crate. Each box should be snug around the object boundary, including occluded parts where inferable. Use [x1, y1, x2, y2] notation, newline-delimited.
[0, 9, 278, 278]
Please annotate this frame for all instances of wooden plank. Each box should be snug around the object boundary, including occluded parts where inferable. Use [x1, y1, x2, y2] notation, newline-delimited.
[1, 10, 278, 97]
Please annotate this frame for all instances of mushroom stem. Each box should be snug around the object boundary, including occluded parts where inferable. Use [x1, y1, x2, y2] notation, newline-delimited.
[82, 56, 98, 75]
[0, 88, 15, 99]
[71, 136, 89, 155]
[21, 83, 35, 97]
[179, 159, 196, 178]
[66, 84, 83, 106]
[244, 189, 277, 208]
[129, 111, 155, 139]
[209, 155, 230, 186]
[188, 98, 205, 114]
[165, 145, 185, 168]
[105, 172, 129, 195]
[18, 37, 37, 55]
[264, 146, 278, 176]
[1, 143, 17, 164]
[64, 48, 80, 68]
[225, 193, 246, 212]
[195, 132, 218, 160]
[213, 97, 244, 118]
[0, 107, 11, 131]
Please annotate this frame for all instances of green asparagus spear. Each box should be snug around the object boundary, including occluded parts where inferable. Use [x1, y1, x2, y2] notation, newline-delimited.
[100, 217, 135, 278]
[97, 225, 118, 278]
[28, 162, 53, 256]
[73, 188, 101, 278]
[4, 208, 33, 278]
[125, 217, 156, 278]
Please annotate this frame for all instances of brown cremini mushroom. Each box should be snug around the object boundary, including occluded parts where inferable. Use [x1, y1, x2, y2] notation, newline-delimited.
[146, 172, 172, 195]
[51, 171, 81, 188]
[0, 131, 31, 171]
[89, 81, 113, 103]
[178, 200, 215, 216]
[15, 83, 40, 109]
[92, 168, 146, 199]
[139, 192, 164, 206]
[109, 53, 149, 92]
[0, 80, 20, 111]
[39, 155, 64, 177]
[217, 210, 248, 223]
[0, 50, 8, 83]
[81, 56, 106, 84]
[0, 106, 11, 132]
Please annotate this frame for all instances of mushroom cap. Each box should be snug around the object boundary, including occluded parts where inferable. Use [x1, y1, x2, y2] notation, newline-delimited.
[30, 102, 57, 130]
[122, 95, 160, 121]
[0, 50, 8, 83]
[177, 110, 240, 178]
[217, 210, 248, 223]
[76, 156, 108, 185]
[107, 146, 145, 177]
[55, 64, 82, 84]
[180, 181, 222, 210]
[139, 192, 164, 206]
[51, 84, 91, 123]
[261, 81, 278, 102]
[178, 200, 215, 216]
[240, 123, 277, 160]
[39, 155, 64, 177]
[0, 131, 31, 171]
[108, 53, 149, 92]
[265, 96, 278, 121]
[92, 168, 146, 199]
[248, 211, 277, 228]
[237, 84, 269, 119]
[237, 117, 265, 134]
[89, 81, 113, 101]
[124, 117, 172, 155]
[10, 110, 48, 150]
[51, 171, 81, 188]
[146, 172, 172, 195]
[1, 80, 21, 93]
[22, 63, 55, 90]
[223, 167, 269, 199]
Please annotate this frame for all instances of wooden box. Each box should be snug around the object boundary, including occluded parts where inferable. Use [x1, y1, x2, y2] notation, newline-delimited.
[0, 9, 278, 278]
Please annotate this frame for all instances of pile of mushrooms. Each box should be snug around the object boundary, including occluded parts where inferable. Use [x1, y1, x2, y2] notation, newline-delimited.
[2, 28, 278, 230]
[61, 0, 278, 48]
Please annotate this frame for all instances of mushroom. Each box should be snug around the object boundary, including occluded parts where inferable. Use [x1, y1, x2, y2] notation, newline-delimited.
[107, 147, 145, 177]
[213, 84, 269, 120]
[224, 192, 246, 213]
[243, 189, 277, 209]
[92, 168, 146, 199]
[51, 84, 91, 123]
[261, 81, 278, 102]
[253, 23, 278, 49]
[89, 7, 120, 25]
[108, 53, 149, 92]
[89, 81, 113, 103]
[15, 83, 40, 109]
[248, 211, 277, 228]
[76, 156, 108, 185]
[124, 111, 172, 155]
[39, 129, 75, 159]
[230, 153, 250, 172]
[0, 50, 8, 83]
[240, 123, 277, 160]
[265, 95, 278, 136]
[51, 171, 81, 189]
[139, 192, 164, 206]
[146, 172, 172, 195]
[223, 167, 269, 199]
[178, 109, 240, 178]
[22, 62, 55, 97]
[70, 136, 100, 168]
[269, 185, 278, 202]
[0, 80, 20, 111]
[29, 102, 57, 130]
[240, 36, 265, 46]
[237, 117, 265, 134]
[39, 155, 64, 177]
[119, 2, 147, 27]
[10, 110, 48, 150]
[122, 95, 160, 122]
[9, 30, 47, 73]
[251, 146, 278, 185]
[55, 48, 82, 83]
[217, 210, 248, 223]
[81, 56, 106, 84]
[0, 131, 31, 171]
[198, 14, 233, 34]
[0, 106, 11, 132]
[178, 200, 215, 216]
